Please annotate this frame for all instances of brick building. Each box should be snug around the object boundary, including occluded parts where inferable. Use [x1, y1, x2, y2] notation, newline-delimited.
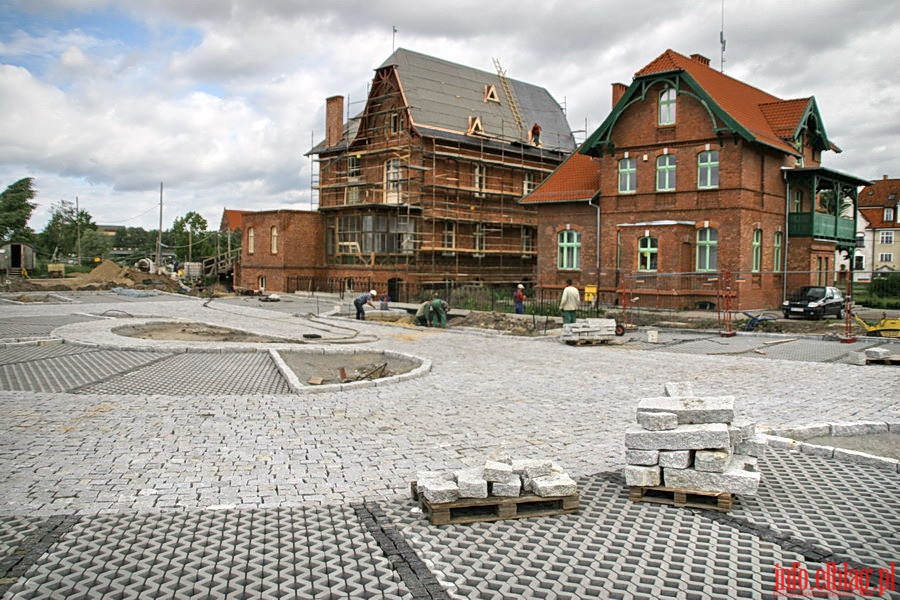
[238, 48, 573, 300]
[855, 175, 899, 276]
[522, 49, 869, 310]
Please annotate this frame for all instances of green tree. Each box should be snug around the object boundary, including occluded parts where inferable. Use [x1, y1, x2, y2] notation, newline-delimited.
[38, 199, 97, 262]
[171, 211, 209, 262]
[0, 178, 37, 243]
[79, 229, 112, 262]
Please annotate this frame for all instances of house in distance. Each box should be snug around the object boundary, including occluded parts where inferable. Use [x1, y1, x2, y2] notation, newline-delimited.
[522, 49, 869, 310]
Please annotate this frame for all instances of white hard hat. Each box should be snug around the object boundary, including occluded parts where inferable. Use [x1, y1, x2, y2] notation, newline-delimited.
[370, 289, 378, 296]
[517, 283, 524, 289]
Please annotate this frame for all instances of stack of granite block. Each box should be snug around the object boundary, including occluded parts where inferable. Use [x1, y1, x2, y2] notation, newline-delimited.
[623, 382, 768, 496]
[415, 457, 577, 504]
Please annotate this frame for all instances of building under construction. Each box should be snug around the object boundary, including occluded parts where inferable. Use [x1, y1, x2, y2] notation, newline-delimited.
[238, 48, 574, 301]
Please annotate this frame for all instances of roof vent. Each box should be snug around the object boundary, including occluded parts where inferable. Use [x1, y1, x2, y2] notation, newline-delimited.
[690, 54, 711, 67]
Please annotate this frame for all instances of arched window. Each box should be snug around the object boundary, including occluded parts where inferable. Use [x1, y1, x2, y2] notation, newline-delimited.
[557, 230, 581, 270]
[270, 226, 278, 254]
[656, 154, 676, 191]
[658, 88, 676, 125]
[773, 231, 783, 272]
[247, 227, 255, 254]
[638, 236, 658, 271]
[751, 229, 762, 272]
[696, 227, 718, 272]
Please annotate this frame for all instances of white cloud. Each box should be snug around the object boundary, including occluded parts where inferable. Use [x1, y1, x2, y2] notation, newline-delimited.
[2, 0, 899, 232]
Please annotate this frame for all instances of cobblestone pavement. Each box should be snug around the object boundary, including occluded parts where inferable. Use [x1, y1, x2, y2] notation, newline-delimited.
[1, 291, 898, 599]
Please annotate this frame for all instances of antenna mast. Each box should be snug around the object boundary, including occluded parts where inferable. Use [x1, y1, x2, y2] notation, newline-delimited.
[720, 0, 727, 72]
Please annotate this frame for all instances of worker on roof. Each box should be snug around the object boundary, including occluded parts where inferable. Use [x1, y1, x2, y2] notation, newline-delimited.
[530, 123, 542, 147]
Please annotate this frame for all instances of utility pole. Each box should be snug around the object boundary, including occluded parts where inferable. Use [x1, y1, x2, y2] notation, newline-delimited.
[75, 195, 81, 265]
[156, 182, 163, 274]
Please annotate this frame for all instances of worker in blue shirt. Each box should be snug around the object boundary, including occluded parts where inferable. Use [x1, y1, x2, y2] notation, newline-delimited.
[354, 289, 378, 320]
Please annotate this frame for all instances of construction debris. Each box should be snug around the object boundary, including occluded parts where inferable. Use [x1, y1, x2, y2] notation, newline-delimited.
[623, 382, 768, 501]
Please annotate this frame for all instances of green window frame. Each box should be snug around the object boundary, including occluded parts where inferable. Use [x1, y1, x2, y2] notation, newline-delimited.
[638, 236, 658, 272]
[618, 157, 636, 193]
[751, 229, 762, 272]
[557, 230, 581, 270]
[696, 227, 718, 272]
[659, 88, 676, 125]
[697, 150, 719, 189]
[656, 154, 676, 192]
[773, 231, 783, 272]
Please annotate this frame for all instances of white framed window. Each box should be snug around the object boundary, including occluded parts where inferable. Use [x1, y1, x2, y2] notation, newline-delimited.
[557, 230, 581, 270]
[751, 229, 762, 272]
[521, 227, 534, 253]
[638, 236, 658, 271]
[696, 227, 718, 272]
[773, 231, 783, 272]
[247, 227, 255, 254]
[442, 222, 455, 249]
[523, 172, 536, 195]
[618, 158, 636, 193]
[697, 150, 719, 189]
[880, 231, 894, 244]
[656, 154, 676, 192]
[270, 226, 278, 254]
[257, 275, 266, 291]
[474, 223, 486, 254]
[658, 88, 676, 125]
[474, 164, 486, 198]
[385, 159, 401, 203]
[879, 253, 894, 263]
[347, 155, 361, 178]
[884, 207, 895, 222]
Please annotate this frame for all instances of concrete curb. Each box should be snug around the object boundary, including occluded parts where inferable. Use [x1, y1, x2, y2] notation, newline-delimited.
[760, 420, 900, 473]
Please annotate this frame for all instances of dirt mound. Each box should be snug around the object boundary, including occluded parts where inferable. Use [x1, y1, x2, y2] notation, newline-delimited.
[452, 311, 562, 336]
[4, 260, 184, 293]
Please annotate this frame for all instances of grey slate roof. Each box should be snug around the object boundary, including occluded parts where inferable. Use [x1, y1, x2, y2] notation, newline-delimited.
[309, 48, 574, 155]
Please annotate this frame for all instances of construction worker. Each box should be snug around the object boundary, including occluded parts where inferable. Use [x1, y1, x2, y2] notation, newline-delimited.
[559, 279, 580, 324]
[530, 123, 542, 147]
[415, 300, 433, 326]
[430, 292, 448, 328]
[513, 283, 526, 314]
[354, 289, 378, 320]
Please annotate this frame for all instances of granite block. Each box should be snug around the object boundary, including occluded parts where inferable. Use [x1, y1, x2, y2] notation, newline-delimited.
[531, 472, 577, 497]
[695, 448, 732, 473]
[637, 396, 735, 424]
[664, 464, 761, 496]
[625, 449, 659, 466]
[831, 421, 889, 436]
[454, 467, 488, 498]
[483, 460, 513, 482]
[664, 381, 694, 397]
[491, 474, 522, 497]
[419, 478, 460, 504]
[625, 423, 731, 450]
[636, 410, 678, 431]
[512, 459, 552, 479]
[832, 448, 899, 471]
[623, 465, 661, 487]
[736, 434, 768, 458]
[658, 450, 693, 469]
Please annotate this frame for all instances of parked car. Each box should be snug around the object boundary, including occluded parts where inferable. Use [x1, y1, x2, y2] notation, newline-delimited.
[782, 286, 845, 320]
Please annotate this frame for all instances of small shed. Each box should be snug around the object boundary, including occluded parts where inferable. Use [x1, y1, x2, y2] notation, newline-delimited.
[0, 242, 37, 275]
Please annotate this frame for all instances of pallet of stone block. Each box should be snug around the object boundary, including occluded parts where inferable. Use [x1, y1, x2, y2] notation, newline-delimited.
[865, 355, 899, 365]
[628, 485, 733, 512]
[417, 490, 580, 525]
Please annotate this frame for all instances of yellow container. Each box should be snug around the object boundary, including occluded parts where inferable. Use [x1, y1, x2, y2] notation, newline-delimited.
[584, 285, 597, 302]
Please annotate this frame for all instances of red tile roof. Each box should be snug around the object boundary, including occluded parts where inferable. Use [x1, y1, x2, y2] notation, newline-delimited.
[858, 178, 900, 228]
[220, 209, 252, 232]
[637, 49, 807, 155]
[520, 152, 600, 204]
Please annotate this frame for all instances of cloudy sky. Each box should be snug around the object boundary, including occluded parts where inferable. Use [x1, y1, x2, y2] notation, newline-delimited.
[2, 0, 898, 232]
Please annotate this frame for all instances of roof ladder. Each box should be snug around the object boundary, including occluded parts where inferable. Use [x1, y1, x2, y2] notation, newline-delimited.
[493, 58, 526, 141]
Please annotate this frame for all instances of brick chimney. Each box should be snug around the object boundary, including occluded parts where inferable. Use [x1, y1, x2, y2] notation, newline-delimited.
[611, 83, 628, 108]
[690, 54, 711, 67]
[325, 95, 344, 147]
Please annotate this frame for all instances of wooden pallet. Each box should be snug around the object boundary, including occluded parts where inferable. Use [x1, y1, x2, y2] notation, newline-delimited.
[629, 486, 733, 512]
[412, 482, 579, 525]
[564, 338, 613, 346]
[866, 356, 899, 365]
